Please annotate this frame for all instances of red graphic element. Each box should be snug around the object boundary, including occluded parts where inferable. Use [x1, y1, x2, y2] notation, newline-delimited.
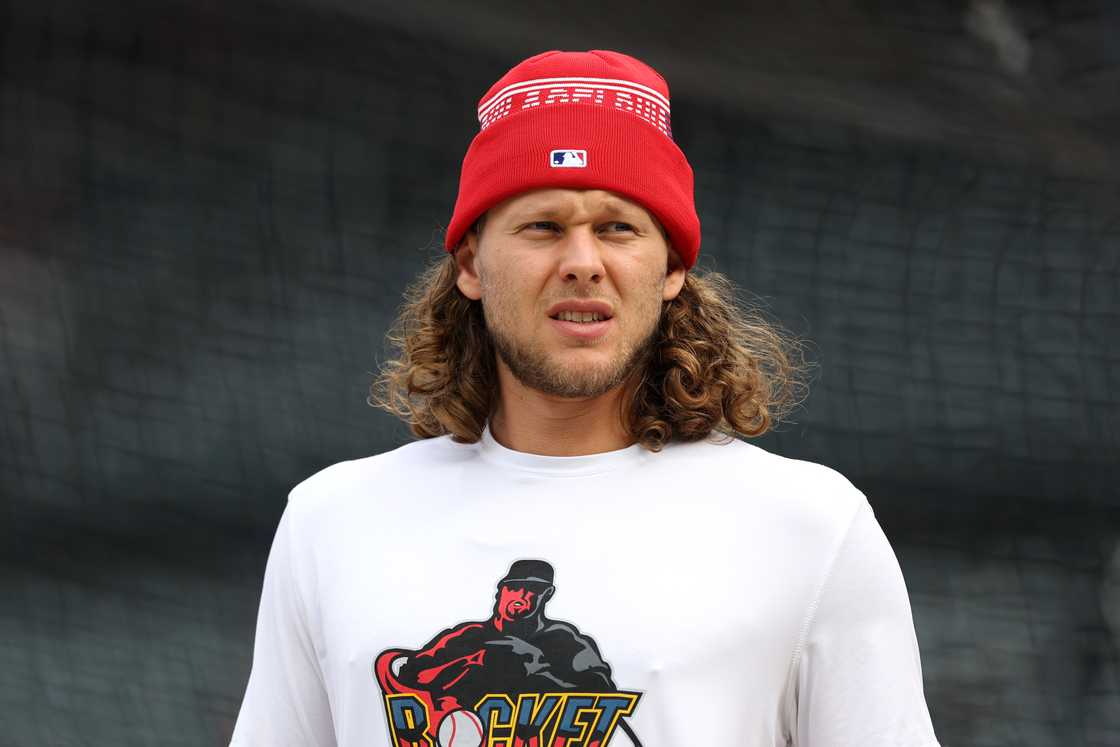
[376, 624, 490, 731]
[417, 649, 486, 690]
[421, 623, 484, 657]
[495, 587, 535, 631]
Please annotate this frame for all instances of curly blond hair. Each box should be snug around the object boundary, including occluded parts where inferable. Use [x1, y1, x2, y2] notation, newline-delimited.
[369, 252, 813, 451]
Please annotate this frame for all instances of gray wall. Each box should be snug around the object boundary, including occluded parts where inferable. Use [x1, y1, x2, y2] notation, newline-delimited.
[1, 1, 1117, 745]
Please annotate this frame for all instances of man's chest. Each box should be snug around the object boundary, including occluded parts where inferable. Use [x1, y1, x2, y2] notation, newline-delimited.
[306, 499, 817, 747]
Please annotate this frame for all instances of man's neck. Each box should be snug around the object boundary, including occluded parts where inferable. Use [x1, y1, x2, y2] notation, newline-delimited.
[488, 364, 634, 457]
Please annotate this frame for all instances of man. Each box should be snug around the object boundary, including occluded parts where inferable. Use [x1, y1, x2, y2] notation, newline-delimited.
[231, 50, 941, 747]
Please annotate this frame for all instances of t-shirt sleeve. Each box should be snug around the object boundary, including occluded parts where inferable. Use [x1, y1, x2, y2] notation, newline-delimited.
[230, 499, 336, 747]
[794, 503, 940, 747]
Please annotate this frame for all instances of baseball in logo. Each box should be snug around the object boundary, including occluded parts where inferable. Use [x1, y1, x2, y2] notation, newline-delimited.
[374, 560, 643, 747]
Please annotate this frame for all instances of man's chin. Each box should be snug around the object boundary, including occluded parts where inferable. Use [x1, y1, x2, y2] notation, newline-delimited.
[526, 364, 631, 400]
[493, 333, 643, 399]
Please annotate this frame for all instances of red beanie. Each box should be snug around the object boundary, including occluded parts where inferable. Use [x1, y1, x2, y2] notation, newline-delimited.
[444, 50, 701, 269]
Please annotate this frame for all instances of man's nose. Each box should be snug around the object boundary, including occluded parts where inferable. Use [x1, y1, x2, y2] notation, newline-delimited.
[556, 226, 605, 284]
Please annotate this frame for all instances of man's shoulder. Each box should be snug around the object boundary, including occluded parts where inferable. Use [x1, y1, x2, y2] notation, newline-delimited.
[665, 434, 861, 491]
[283, 434, 470, 515]
[662, 435, 869, 529]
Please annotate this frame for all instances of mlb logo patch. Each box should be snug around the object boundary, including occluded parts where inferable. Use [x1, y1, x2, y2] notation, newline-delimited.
[550, 149, 587, 168]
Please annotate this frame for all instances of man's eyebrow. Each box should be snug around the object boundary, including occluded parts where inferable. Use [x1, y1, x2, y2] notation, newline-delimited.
[600, 200, 643, 217]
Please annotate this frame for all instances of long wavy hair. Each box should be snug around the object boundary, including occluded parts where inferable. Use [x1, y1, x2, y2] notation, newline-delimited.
[369, 247, 814, 451]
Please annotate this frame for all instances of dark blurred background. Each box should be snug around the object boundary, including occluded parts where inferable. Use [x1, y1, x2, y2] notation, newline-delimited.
[1, 0, 1118, 744]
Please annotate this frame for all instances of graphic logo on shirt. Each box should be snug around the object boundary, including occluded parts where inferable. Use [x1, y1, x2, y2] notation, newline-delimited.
[550, 149, 587, 168]
[374, 559, 643, 746]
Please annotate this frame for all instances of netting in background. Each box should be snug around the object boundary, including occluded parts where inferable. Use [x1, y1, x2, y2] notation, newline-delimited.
[0, 1, 1117, 745]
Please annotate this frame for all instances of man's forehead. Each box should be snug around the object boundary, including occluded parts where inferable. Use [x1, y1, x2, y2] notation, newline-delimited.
[497, 189, 652, 220]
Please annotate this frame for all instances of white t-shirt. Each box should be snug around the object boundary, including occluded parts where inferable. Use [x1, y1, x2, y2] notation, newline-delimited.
[231, 428, 940, 747]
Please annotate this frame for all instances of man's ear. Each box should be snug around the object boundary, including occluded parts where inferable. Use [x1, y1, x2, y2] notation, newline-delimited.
[662, 247, 687, 301]
[455, 230, 483, 300]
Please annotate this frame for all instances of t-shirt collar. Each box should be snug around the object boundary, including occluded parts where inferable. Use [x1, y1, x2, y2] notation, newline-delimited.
[477, 422, 649, 477]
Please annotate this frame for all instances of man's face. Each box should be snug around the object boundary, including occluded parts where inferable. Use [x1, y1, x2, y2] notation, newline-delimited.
[455, 189, 686, 399]
[492, 582, 553, 629]
[494, 585, 536, 623]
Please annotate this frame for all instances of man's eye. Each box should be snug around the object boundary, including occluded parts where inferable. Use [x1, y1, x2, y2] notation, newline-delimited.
[526, 221, 559, 232]
[603, 222, 635, 232]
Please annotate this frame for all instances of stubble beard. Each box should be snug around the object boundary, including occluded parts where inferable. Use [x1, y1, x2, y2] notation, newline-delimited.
[483, 297, 663, 400]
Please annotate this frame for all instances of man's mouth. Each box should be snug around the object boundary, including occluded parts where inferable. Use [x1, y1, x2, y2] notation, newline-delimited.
[545, 300, 615, 339]
[552, 310, 609, 323]
[546, 300, 615, 322]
